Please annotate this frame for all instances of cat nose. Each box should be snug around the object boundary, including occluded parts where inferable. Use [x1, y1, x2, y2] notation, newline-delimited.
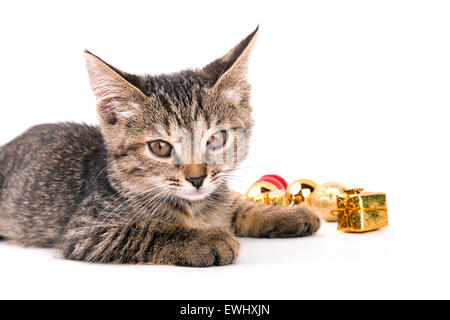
[186, 175, 206, 189]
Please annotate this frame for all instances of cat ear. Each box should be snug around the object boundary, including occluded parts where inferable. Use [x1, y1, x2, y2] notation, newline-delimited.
[84, 50, 146, 125]
[203, 26, 259, 105]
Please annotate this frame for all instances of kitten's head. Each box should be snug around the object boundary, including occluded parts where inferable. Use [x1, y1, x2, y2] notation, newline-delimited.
[85, 27, 258, 201]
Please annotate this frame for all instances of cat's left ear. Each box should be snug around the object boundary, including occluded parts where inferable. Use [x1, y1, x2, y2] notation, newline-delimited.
[203, 26, 259, 105]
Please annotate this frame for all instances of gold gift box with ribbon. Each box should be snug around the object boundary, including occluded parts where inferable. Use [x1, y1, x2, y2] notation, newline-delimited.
[331, 188, 388, 232]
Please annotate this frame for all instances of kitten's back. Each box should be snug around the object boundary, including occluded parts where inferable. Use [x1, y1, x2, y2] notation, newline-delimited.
[0, 123, 106, 246]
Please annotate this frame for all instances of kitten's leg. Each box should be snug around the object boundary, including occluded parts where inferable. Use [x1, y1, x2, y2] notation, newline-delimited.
[58, 217, 239, 267]
[231, 194, 321, 238]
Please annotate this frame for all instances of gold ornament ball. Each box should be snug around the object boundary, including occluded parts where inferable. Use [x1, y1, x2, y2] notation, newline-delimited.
[245, 181, 279, 200]
[285, 179, 317, 206]
[310, 182, 345, 222]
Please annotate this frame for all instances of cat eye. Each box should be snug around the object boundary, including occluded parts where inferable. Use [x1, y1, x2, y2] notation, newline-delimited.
[148, 140, 173, 158]
[207, 130, 227, 150]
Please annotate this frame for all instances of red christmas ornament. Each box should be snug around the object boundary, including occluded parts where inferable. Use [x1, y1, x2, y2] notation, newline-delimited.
[246, 174, 287, 199]
[255, 174, 287, 190]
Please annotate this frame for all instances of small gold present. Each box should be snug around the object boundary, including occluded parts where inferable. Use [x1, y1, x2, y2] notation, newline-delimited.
[331, 188, 388, 232]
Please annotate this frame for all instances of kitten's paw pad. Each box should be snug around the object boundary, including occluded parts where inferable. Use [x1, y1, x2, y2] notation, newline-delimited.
[163, 229, 240, 267]
[261, 205, 321, 238]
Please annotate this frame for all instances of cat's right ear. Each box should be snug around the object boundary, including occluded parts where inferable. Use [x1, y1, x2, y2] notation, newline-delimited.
[84, 50, 147, 125]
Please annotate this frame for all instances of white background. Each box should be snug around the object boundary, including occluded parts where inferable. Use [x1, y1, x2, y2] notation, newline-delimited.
[1, 0, 449, 299]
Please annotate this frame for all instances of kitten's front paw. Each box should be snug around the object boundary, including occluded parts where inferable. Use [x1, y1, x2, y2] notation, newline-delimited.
[155, 228, 240, 267]
[260, 204, 321, 238]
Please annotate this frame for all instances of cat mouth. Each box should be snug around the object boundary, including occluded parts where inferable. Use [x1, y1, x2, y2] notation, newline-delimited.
[175, 186, 215, 201]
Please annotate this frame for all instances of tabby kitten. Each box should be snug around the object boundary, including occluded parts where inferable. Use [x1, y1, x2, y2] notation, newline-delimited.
[0, 27, 320, 266]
